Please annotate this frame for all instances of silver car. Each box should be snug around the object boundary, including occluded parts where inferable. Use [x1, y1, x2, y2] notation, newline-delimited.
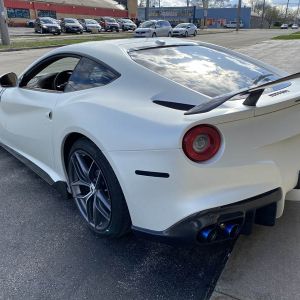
[135, 20, 172, 38]
[83, 19, 102, 32]
[172, 23, 197, 37]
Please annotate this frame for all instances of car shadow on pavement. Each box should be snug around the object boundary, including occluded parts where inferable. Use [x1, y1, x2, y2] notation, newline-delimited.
[0, 147, 234, 300]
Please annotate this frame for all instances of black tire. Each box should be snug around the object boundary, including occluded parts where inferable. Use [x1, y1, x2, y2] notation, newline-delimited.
[168, 32, 171, 37]
[185, 31, 188, 37]
[68, 138, 131, 238]
[194, 30, 197, 36]
[152, 32, 157, 37]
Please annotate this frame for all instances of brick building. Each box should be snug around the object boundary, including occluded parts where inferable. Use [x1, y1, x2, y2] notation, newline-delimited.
[4, 0, 137, 26]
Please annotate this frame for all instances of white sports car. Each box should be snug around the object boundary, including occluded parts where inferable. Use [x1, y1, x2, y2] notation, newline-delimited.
[0, 38, 299, 244]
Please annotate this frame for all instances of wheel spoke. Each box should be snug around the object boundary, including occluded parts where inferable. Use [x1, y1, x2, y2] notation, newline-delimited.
[71, 152, 90, 184]
[71, 180, 90, 188]
[95, 190, 111, 220]
[85, 192, 95, 224]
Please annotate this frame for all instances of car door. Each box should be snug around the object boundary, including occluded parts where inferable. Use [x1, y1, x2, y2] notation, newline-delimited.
[155, 21, 164, 36]
[0, 55, 80, 170]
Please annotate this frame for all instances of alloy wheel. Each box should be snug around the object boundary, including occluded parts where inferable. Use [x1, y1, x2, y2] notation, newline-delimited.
[69, 150, 112, 231]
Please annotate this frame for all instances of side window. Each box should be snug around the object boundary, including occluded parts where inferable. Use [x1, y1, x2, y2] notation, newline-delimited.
[24, 57, 80, 91]
[65, 57, 119, 92]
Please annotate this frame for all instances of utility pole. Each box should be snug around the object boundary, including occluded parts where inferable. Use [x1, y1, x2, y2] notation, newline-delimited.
[145, 0, 149, 20]
[0, 0, 10, 45]
[284, 0, 290, 22]
[297, 0, 300, 22]
[260, 0, 266, 28]
[236, 0, 242, 31]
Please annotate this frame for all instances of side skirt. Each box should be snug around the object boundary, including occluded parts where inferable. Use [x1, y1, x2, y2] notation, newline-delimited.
[0, 143, 70, 198]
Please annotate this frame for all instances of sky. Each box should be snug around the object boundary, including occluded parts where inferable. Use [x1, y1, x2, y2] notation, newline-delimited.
[156, 0, 299, 8]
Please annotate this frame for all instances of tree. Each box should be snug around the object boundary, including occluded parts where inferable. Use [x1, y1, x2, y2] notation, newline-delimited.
[264, 5, 280, 28]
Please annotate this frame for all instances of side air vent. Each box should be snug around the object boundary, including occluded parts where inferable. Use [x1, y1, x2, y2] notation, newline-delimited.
[268, 90, 289, 97]
[153, 100, 195, 111]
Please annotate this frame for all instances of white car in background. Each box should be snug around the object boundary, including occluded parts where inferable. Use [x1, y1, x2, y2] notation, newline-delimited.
[224, 21, 244, 28]
[0, 39, 299, 244]
[291, 24, 299, 29]
[281, 23, 289, 29]
[172, 23, 197, 37]
[135, 20, 172, 37]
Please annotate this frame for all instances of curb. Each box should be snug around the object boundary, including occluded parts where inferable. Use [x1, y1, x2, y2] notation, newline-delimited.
[0, 45, 62, 52]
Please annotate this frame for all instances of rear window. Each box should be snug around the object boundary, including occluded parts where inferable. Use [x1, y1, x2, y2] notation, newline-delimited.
[129, 45, 277, 98]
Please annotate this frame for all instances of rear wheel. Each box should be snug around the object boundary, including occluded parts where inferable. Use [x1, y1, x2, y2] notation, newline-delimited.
[185, 31, 188, 37]
[67, 138, 131, 238]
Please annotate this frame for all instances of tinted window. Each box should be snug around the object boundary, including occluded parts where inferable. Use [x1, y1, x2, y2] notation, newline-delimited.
[162, 21, 170, 27]
[25, 57, 80, 91]
[7, 8, 30, 19]
[65, 57, 119, 92]
[130, 45, 278, 98]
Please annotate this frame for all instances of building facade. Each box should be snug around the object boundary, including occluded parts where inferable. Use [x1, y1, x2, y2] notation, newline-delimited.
[137, 7, 251, 29]
[4, 0, 138, 26]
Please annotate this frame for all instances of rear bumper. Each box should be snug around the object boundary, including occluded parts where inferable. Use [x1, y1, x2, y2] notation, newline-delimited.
[133, 188, 282, 244]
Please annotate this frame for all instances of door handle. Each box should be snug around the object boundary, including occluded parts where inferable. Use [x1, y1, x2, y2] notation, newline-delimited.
[47, 111, 53, 119]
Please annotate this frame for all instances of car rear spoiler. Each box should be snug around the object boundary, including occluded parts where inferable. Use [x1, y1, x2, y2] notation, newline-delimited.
[184, 72, 300, 115]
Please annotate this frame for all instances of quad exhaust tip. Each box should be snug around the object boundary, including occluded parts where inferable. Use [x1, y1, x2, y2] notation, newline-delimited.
[199, 222, 241, 243]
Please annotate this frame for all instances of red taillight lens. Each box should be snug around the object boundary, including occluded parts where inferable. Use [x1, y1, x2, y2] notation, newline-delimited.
[182, 125, 221, 162]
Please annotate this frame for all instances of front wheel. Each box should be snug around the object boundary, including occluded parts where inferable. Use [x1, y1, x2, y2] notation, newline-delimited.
[152, 32, 157, 37]
[194, 30, 197, 36]
[185, 31, 188, 37]
[168, 32, 171, 37]
[67, 138, 131, 238]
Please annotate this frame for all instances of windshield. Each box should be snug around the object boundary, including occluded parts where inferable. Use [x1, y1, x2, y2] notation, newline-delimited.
[175, 24, 189, 28]
[130, 45, 278, 98]
[86, 19, 98, 24]
[105, 18, 116, 23]
[65, 19, 78, 24]
[41, 18, 55, 24]
[140, 21, 155, 28]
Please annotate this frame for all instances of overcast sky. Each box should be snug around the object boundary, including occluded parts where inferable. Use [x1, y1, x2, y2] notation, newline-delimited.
[157, 0, 299, 8]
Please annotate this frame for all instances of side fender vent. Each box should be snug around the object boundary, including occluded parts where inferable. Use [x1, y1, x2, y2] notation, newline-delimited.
[153, 100, 195, 111]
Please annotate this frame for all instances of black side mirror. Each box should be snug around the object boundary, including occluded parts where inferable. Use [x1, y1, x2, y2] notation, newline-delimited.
[0, 72, 18, 88]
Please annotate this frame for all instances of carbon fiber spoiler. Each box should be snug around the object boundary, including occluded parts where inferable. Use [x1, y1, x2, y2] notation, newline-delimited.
[184, 72, 300, 115]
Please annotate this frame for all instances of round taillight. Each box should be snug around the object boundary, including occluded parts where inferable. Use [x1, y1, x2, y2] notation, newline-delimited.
[182, 125, 221, 162]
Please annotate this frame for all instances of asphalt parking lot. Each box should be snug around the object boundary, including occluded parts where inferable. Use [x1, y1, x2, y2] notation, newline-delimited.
[0, 148, 233, 299]
[0, 31, 299, 299]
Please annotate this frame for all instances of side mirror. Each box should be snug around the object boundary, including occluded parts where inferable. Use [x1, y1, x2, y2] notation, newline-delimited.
[0, 72, 18, 88]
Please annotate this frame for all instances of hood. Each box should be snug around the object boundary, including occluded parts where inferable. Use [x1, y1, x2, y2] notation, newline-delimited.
[136, 27, 151, 32]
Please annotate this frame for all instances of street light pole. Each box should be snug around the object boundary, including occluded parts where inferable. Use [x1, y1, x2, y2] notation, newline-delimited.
[260, 0, 266, 28]
[284, 0, 290, 22]
[145, 0, 149, 20]
[236, 0, 242, 31]
[0, 0, 10, 45]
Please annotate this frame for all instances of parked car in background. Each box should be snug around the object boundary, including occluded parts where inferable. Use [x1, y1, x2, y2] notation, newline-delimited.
[80, 19, 101, 32]
[135, 20, 172, 37]
[117, 18, 137, 31]
[291, 24, 299, 29]
[34, 17, 61, 35]
[98, 17, 120, 32]
[224, 21, 244, 28]
[172, 23, 197, 37]
[26, 19, 35, 27]
[281, 23, 288, 29]
[61, 18, 83, 34]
